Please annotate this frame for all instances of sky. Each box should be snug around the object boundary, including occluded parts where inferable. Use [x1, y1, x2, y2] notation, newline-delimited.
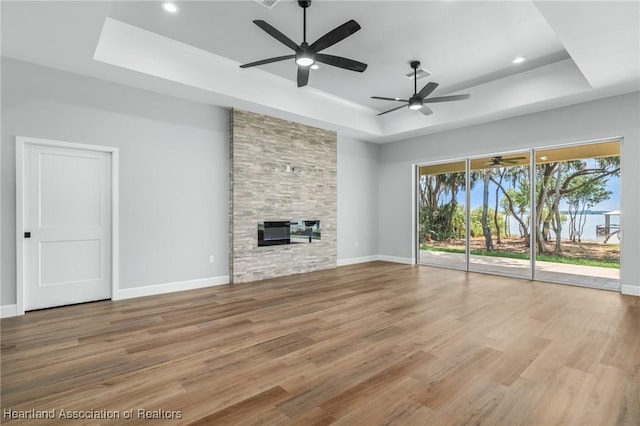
[456, 169, 620, 213]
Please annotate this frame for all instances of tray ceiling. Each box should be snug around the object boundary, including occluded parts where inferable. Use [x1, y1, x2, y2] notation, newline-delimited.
[2, 1, 638, 142]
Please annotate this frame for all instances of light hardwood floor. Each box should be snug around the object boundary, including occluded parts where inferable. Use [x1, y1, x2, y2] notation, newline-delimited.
[2, 262, 639, 425]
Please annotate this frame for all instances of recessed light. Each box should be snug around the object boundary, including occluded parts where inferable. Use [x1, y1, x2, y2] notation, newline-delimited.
[540, 156, 548, 161]
[161, 2, 179, 13]
[513, 56, 526, 64]
[310, 64, 320, 70]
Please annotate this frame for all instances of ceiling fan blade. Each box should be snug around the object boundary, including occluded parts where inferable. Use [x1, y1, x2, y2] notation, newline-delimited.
[419, 105, 433, 116]
[315, 54, 367, 72]
[240, 55, 295, 68]
[253, 20, 299, 51]
[297, 66, 310, 87]
[377, 103, 408, 116]
[310, 19, 361, 53]
[424, 94, 471, 103]
[371, 96, 410, 102]
[417, 82, 438, 99]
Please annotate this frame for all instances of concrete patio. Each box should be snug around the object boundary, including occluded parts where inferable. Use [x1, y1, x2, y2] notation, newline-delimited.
[419, 250, 620, 290]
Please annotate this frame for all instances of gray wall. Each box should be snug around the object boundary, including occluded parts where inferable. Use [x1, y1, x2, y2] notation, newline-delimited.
[1, 58, 230, 305]
[4, 57, 634, 308]
[337, 136, 379, 263]
[378, 92, 640, 292]
[229, 109, 337, 283]
[1, 58, 380, 308]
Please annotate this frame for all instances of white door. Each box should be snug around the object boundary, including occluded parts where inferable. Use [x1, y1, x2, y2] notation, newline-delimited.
[23, 143, 112, 310]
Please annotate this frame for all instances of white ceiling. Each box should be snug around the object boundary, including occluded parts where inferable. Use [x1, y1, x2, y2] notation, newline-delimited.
[2, 1, 639, 142]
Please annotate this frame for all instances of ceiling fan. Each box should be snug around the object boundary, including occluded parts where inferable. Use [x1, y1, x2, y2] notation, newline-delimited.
[240, 0, 367, 88]
[371, 61, 470, 116]
[484, 156, 528, 166]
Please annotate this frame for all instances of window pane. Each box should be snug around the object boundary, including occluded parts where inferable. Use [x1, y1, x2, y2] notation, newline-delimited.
[534, 141, 620, 289]
[418, 161, 467, 270]
[469, 153, 531, 278]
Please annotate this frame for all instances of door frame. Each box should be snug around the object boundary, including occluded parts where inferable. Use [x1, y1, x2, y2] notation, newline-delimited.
[15, 136, 119, 315]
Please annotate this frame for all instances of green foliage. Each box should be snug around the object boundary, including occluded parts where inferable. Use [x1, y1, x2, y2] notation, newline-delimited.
[535, 254, 619, 269]
[469, 207, 505, 238]
[534, 156, 619, 252]
[504, 182, 529, 217]
[420, 154, 619, 255]
[420, 245, 619, 269]
[418, 172, 466, 242]
[420, 203, 465, 241]
[565, 174, 612, 241]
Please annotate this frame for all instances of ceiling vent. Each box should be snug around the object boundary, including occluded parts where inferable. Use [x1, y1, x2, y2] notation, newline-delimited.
[253, 0, 280, 9]
[405, 68, 431, 80]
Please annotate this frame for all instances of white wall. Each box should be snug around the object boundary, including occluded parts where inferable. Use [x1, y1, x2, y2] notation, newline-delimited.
[378, 92, 640, 294]
[1, 58, 230, 308]
[337, 136, 379, 265]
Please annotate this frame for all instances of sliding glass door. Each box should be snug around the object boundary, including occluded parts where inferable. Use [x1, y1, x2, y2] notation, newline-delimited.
[416, 139, 621, 291]
[534, 141, 620, 289]
[468, 152, 531, 279]
[417, 161, 467, 270]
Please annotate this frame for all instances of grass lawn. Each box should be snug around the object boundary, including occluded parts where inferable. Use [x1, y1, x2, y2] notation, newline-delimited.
[420, 245, 620, 269]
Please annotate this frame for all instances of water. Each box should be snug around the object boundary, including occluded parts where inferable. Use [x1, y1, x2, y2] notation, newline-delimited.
[507, 212, 620, 243]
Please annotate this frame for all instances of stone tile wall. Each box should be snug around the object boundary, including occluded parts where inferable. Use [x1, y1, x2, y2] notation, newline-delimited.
[229, 109, 337, 283]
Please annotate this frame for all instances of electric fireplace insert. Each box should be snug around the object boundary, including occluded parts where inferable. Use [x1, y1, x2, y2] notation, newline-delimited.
[257, 220, 320, 246]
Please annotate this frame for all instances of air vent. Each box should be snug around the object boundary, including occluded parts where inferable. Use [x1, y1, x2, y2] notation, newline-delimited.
[405, 68, 431, 80]
[253, 0, 280, 9]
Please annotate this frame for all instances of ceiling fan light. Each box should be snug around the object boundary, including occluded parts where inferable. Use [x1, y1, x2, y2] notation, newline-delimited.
[295, 43, 315, 67]
[296, 56, 315, 67]
[408, 99, 423, 110]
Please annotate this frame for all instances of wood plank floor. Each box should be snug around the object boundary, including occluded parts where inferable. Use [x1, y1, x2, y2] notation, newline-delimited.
[2, 262, 639, 425]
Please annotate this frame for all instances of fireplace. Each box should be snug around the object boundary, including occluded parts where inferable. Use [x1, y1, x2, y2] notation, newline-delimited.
[257, 220, 321, 246]
[258, 221, 291, 246]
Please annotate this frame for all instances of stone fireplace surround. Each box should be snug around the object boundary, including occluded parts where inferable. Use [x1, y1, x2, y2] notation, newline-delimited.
[229, 109, 337, 283]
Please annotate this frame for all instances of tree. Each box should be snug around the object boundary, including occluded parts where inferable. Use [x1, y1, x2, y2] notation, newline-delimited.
[535, 163, 555, 253]
[502, 204, 511, 237]
[493, 168, 506, 244]
[470, 207, 504, 238]
[419, 172, 467, 242]
[421, 156, 619, 255]
[534, 157, 619, 253]
[550, 163, 564, 252]
[491, 165, 531, 246]
[566, 177, 612, 242]
[480, 172, 494, 251]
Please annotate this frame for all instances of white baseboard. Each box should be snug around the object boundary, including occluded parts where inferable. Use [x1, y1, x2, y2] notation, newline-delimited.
[378, 255, 415, 265]
[116, 275, 230, 300]
[621, 285, 640, 296]
[337, 255, 380, 266]
[338, 255, 416, 266]
[1, 304, 18, 318]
